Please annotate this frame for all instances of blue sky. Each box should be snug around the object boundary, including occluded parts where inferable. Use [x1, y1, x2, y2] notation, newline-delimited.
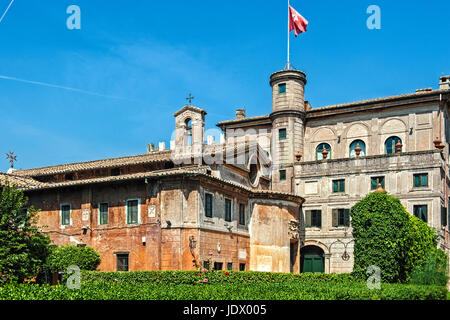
[0, 0, 449, 172]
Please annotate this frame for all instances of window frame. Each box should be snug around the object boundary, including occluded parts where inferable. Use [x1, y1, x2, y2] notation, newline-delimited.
[349, 139, 366, 158]
[413, 205, 428, 223]
[305, 210, 322, 228]
[371, 176, 385, 190]
[279, 169, 287, 181]
[116, 253, 129, 271]
[279, 128, 287, 140]
[205, 192, 213, 218]
[239, 203, 246, 225]
[316, 143, 332, 160]
[413, 173, 428, 188]
[225, 198, 233, 222]
[98, 202, 109, 225]
[126, 199, 141, 225]
[385, 136, 402, 154]
[60, 203, 71, 226]
[332, 179, 345, 193]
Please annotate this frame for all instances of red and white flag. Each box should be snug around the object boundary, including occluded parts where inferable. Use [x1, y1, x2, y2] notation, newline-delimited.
[289, 5, 308, 37]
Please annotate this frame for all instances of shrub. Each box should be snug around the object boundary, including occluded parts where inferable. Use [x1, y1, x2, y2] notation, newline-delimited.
[350, 191, 445, 283]
[0, 280, 447, 300]
[350, 191, 414, 283]
[409, 248, 449, 286]
[45, 245, 101, 273]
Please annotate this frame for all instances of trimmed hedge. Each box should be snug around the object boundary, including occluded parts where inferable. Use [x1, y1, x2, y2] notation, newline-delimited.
[80, 270, 355, 285]
[0, 281, 446, 300]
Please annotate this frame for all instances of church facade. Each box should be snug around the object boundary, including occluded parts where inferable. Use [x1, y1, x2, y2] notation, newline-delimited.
[2, 69, 450, 274]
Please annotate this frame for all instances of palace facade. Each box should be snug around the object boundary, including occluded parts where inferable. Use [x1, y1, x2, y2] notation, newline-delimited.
[2, 69, 449, 274]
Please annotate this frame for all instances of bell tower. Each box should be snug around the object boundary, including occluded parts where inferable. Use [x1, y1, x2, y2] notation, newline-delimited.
[269, 69, 307, 193]
[173, 105, 207, 163]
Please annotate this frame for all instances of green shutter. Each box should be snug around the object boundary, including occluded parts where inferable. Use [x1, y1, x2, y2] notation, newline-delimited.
[414, 175, 420, 187]
[422, 174, 428, 187]
[371, 178, 377, 190]
[332, 209, 338, 227]
[333, 181, 338, 193]
[305, 211, 311, 227]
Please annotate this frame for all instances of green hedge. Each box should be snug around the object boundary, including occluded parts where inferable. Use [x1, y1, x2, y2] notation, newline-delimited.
[80, 270, 355, 285]
[0, 281, 446, 300]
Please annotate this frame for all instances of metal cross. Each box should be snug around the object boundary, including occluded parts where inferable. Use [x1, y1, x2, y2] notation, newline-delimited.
[186, 93, 194, 105]
[6, 151, 17, 169]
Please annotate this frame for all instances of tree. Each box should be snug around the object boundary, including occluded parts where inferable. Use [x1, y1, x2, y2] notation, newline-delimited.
[0, 182, 51, 283]
[350, 190, 445, 283]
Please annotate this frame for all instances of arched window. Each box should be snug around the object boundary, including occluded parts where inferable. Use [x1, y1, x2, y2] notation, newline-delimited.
[385, 136, 402, 154]
[316, 143, 332, 160]
[349, 140, 366, 158]
[185, 118, 192, 145]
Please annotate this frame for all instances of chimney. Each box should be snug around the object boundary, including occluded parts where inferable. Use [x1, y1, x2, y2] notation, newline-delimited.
[158, 142, 166, 151]
[439, 76, 450, 90]
[147, 143, 155, 153]
[236, 109, 246, 120]
[305, 100, 311, 111]
[207, 136, 214, 145]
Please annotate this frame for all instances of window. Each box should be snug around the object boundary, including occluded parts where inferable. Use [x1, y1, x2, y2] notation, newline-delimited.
[205, 193, 213, 218]
[116, 254, 129, 271]
[371, 176, 385, 190]
[332, 209, 350, 227]
[413, 205, 428, 223]
[279, 128, 287, 140]
[65, 173, 74, 181]
[441, 206, 447, 227]
[213, 262, 223, 270]
[332, 179, 345, 193]
[203, 261, 210, 270]
[305, 210, 322, 228]
[239, 204, 246, 225]
[225, 199, 232, 222]
[414, 173, 428, 188]
[316, 143, 332, 160]
[61, 204, 71, 226]
[239, 263, 246, 271]
[279, 170, 286, 181]
[385, 136, 402, 154]
[349, 140, 366, 158]
[111, 168, 121, 176]
[278, 83, 286, 94]
[227, 263, 233, 271]
[99, 203, 109, 225]
[126, 199, 139, 225]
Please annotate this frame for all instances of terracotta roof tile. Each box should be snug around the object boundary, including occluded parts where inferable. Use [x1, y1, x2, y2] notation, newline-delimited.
[13, 151, 172, 177]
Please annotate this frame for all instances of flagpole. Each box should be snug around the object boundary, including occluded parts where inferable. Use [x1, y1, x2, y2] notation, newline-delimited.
[287, 0, 290, 70]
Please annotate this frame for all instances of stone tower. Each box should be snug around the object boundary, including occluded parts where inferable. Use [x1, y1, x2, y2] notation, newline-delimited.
[173, 105, 207, 163]
[269, 69, 307, 193]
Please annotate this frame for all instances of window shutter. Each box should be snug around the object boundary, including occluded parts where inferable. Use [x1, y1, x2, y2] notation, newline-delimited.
[414, 175, 420, 187]
[333, 181, 338, 193]
[423, 174, 428, 187]
[305, 211, 311, 227]
[332, 209, 338, 227]
[344, 209, 350, 226]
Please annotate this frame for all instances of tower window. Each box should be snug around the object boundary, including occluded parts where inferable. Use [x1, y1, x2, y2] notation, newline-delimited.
[278, 83, 286, 94]
[279, 170, 286, 181]
[279, 128, 287, 140]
